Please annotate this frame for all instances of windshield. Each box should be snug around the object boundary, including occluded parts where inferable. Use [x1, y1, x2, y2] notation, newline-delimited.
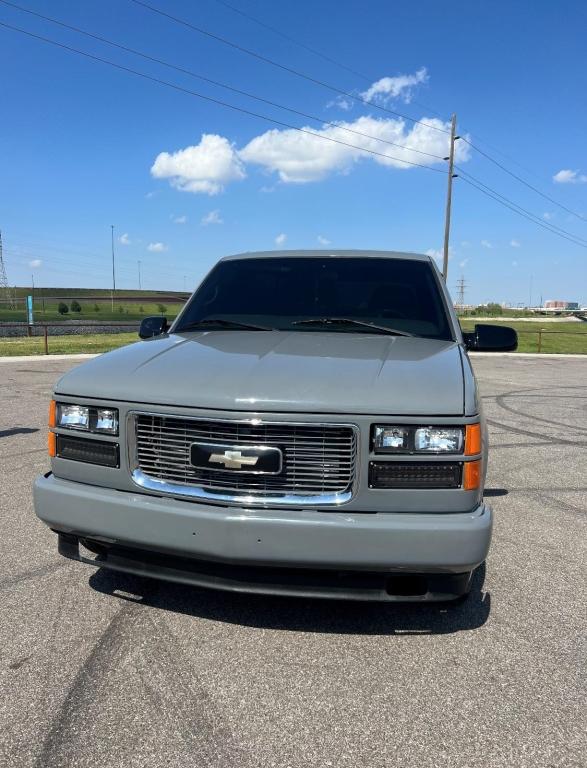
[176, 257, 453, 340]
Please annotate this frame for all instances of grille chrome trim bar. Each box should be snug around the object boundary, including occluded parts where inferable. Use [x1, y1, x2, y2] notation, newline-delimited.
[127, 411, 359, 507]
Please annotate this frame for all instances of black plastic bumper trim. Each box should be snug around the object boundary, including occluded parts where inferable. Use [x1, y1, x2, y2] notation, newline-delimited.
[56, 532, 472, 602]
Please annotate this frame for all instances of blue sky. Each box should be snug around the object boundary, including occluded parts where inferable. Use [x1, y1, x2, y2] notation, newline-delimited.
[0, 0, 585, 305]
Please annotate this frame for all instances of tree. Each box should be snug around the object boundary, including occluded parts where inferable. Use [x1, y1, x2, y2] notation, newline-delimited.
[157, 303, 167, 314]
[58, 302, 69, 315]
[485, 302, 503, 316]
[93, 303, 100, 312]
[70, 300, 82, 313]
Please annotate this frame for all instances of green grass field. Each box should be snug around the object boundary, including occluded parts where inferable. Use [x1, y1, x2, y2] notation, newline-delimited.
[1, 320, 586, 356]
[460, 320, 587, 354]
[0, 332, 138, 356]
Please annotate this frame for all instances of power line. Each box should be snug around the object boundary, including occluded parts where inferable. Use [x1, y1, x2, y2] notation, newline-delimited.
[456, 168, 587, 245]
[211, 0, 372, 83]
[128, 0, 451, 135]
[460, 137, 586, 223]
[211, 0, 587, 224]
[210, 0, 447, 120]
[0, 0, 447, 161]
[457, 173, 587, 250]
[0, 20, 446, 173]
[137, 0, 586, 225]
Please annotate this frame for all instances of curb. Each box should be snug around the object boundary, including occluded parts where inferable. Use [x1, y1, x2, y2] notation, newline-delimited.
[1, 351, 585, 363]
[0, 353, 99, 363]
[468, 352, 586, 359]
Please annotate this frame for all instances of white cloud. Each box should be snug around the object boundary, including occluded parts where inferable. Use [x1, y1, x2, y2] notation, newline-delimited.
[201, 210, 223, 226]
[360, 68, 429, 105]
[510, 239, 521, 248]
[317, 235, 331, 245]
[461, 240, 471, 248]
[145, 191, 156, 199]
[459, 258, 469, 268]
[543, 211, 554, 220]
[151, 134, 246, 195]
[327, 95, 354, 111]
[512, 260, 518, 267]
[172, 215, 187, 224]
[240, 115, 469, 184]
[553, 169, 587, 184]
[119, 233, 131, 245]
[275, 233, 287, 246]
[481, 240, 493, 249]
[147, 242, 168, 252]
[29, 259, 42, 268]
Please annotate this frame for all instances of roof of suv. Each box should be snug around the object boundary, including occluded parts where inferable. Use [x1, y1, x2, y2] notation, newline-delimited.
[220, 249, 432, 263]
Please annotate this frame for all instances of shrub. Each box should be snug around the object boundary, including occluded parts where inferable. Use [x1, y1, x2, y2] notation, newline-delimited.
[58, 302, 69, 315]
[118, 305, 124, 314]
[93, 303, 100, 312]
[70, 300, 82, 313]
[157, 303, 167, 314]
[139, 305, 144, 313]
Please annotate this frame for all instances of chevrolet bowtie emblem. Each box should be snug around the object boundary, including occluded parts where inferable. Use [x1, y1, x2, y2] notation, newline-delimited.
[208, 450, 260, 470]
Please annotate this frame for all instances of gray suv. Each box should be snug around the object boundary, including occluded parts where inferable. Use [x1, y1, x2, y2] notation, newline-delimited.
[34, 250, 517, 601]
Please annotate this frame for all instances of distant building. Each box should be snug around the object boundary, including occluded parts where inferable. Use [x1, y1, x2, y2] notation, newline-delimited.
[545, 300, 579, 310]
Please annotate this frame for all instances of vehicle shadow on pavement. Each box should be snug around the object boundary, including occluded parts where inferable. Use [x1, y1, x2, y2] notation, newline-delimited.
[0, 426, 40, 438]
[89, 563, 490, 636]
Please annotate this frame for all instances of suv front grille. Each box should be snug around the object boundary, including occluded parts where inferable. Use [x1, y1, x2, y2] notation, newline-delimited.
[130, 413, 358, 506]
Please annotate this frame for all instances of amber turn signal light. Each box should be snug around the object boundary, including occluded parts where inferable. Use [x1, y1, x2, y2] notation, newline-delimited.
[49, 399, 57, 428]
[465, 423, 481, 456]
[48, 432, 56, 457]
[463, 460, 481, 490]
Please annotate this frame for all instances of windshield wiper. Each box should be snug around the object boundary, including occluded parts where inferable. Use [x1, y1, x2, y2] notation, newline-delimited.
[180, 318, 276, 332]
[291, 317, 414, 336]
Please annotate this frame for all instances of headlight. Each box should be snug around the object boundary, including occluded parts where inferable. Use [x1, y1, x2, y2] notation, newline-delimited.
[57, 404, 89, 430]
[373, 426, 410, 451]
[414, 427, 463, 453]
[56, 403, 119, 435]
[373, 425, 464, 454]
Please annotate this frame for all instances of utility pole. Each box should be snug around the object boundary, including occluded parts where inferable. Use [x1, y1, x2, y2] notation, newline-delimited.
[442, 114, 459, 281]
[31, 273, 35, 307]
[110, 224, 116, 312]
[138, 260, 142, 290]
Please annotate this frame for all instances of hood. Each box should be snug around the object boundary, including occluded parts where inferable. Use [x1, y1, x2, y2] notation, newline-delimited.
[55, 331, 464, 415]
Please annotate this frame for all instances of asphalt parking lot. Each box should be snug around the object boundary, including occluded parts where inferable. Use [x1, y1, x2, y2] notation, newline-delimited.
[0, 354, 585, 768]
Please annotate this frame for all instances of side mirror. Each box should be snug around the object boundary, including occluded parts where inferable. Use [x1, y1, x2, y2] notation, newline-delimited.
[464, 323, 518, 352]
[139, 316, 169, 339]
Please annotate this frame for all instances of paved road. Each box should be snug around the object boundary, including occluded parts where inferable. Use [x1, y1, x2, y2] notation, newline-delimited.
[0, 355, 585, 768]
